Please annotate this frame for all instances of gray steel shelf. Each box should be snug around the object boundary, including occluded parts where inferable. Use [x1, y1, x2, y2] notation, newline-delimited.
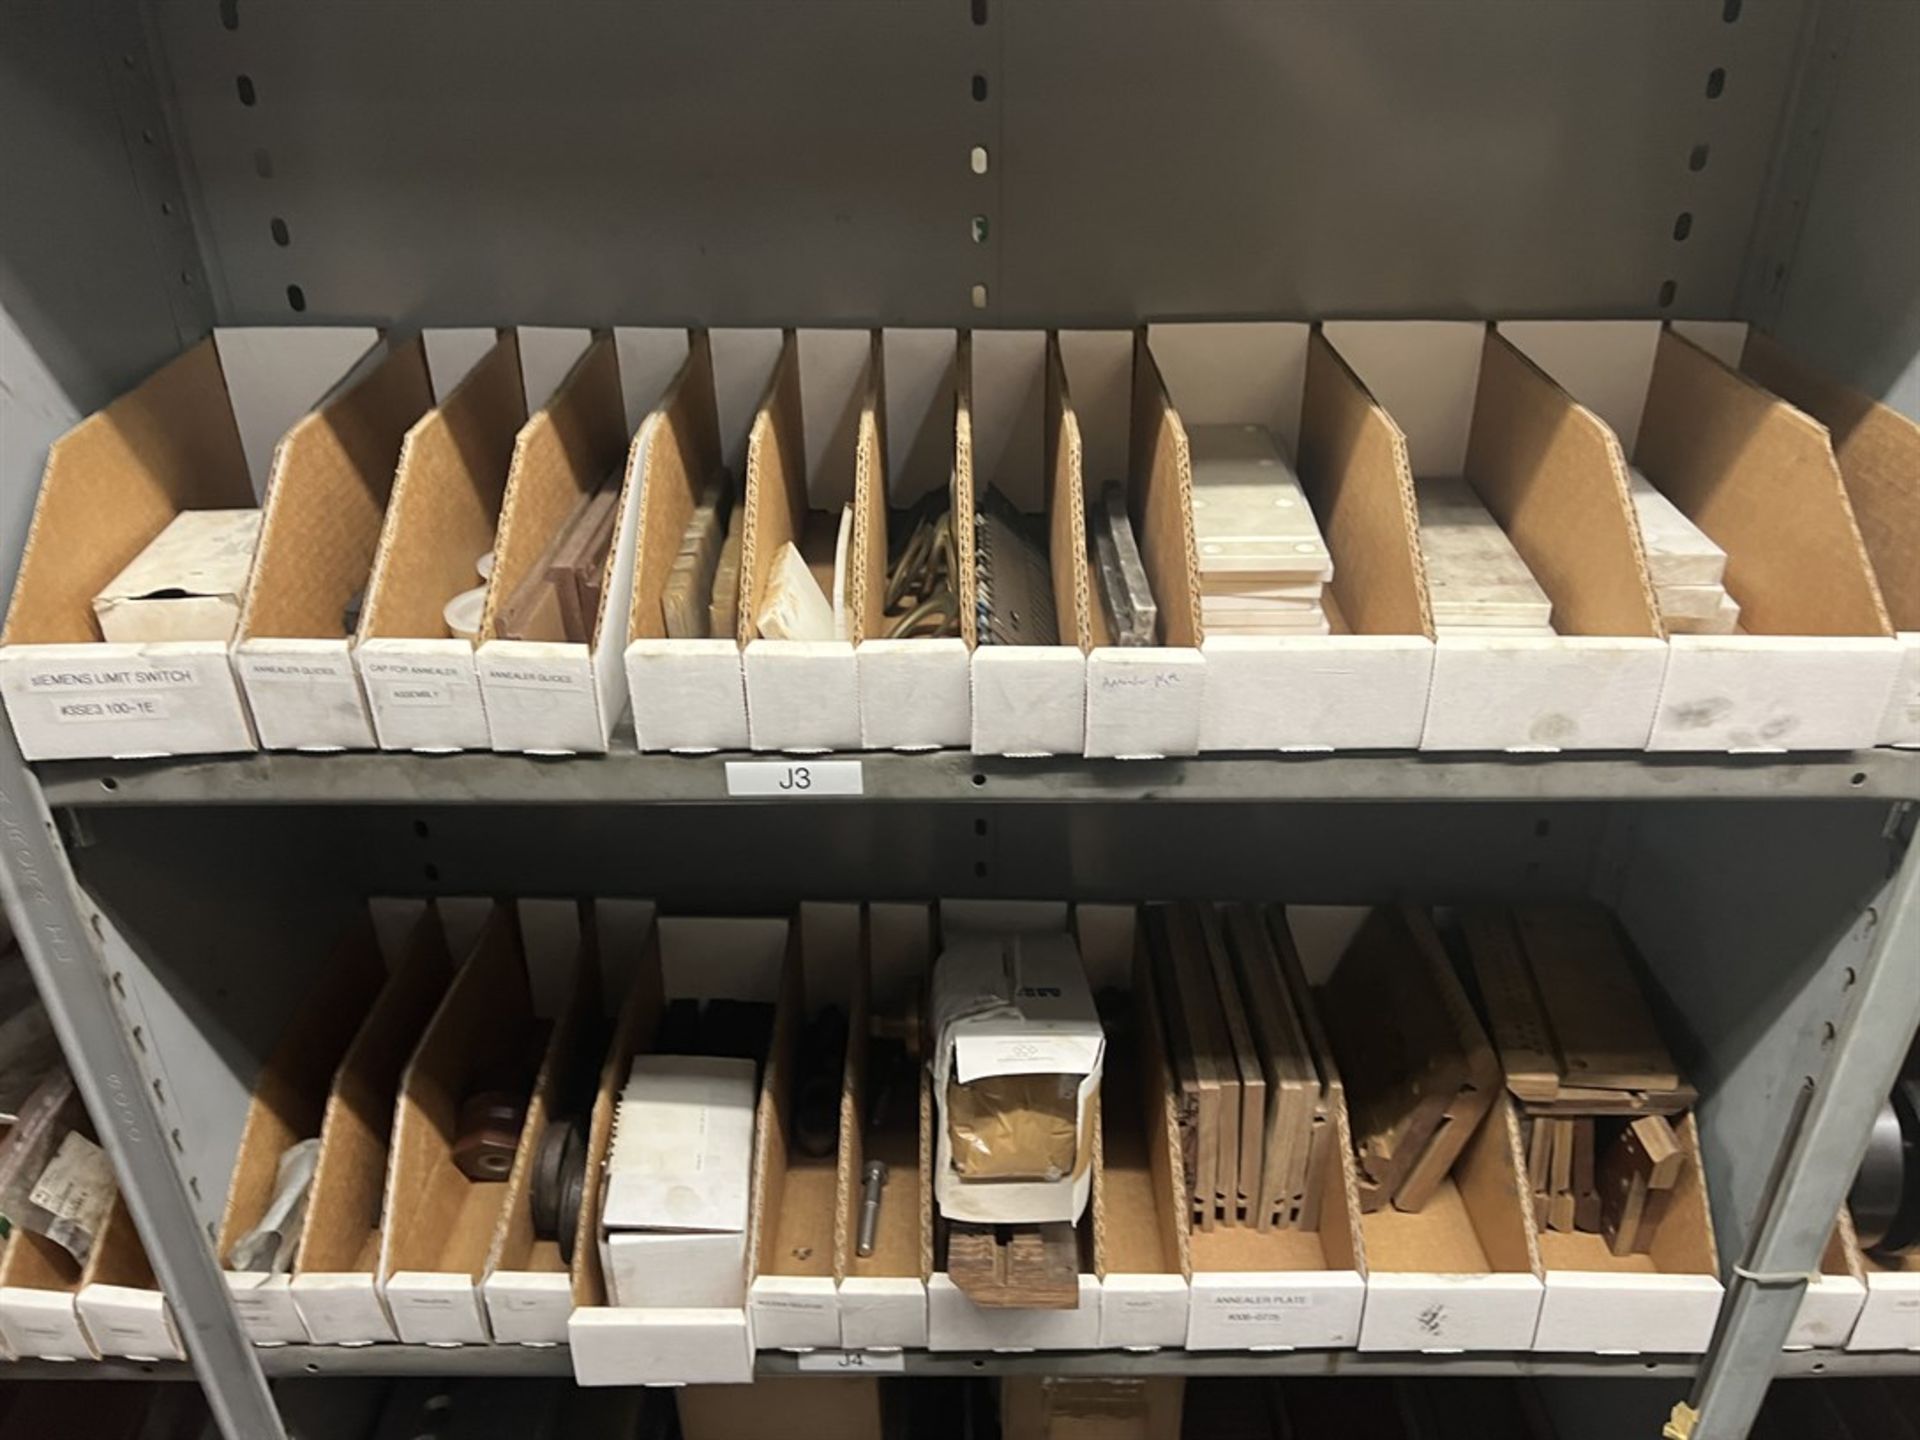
[35, 746, 1920, 810]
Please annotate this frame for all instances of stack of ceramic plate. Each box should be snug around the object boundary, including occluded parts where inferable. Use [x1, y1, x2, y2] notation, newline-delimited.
[1415, 478, 1556, 636]
[1628, 467, 1740, 635]
[1188, 424, 1333, 636]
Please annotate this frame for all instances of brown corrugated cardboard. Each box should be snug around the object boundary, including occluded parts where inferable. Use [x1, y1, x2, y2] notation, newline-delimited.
[356, 331, 526, 750]
[1738, 332, 1920, 745]
[291, 904, 453, 1344]
[235, 338, 435, 750]
[679, 1378, 886, 1440]
[215, 923, 389, 1343]
[379, 904, 579, 1343]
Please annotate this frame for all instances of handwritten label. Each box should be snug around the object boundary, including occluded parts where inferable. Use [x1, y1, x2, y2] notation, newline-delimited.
[796, 1349, 906, 1373]
[725, 760, 863, 797]
[1099, 669, 1183, 692]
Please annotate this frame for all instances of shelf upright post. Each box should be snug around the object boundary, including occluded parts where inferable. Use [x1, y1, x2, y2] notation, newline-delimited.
[0, 721, 287, 1440]
[1685, 810, 1920, 1439]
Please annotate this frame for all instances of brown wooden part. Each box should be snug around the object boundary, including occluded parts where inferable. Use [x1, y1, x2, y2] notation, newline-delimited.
[1522, 1083, 1697, 1117]
[1195, 904, 1267, 1222]
[1630, 1114, 1684, 1190]
[1461, 907, 1564, 1104]
[1599, 1123, 1655, 1257]
[947, 1221, 1080, 1310]
[1514, 905, 1681, 1094]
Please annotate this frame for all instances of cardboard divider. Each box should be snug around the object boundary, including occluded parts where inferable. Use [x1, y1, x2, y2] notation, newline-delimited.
[378, 904, 575, 1343]
[569, 913, 794, 1387]
[750, 904, 862, 1349]
[1356, 1097, 1545, 1353]
[623, 333, 760, 752]
[1787, 1209, 1869, 1350]
[1090, 910, 1192, 1351]
[1849, 1225, 1920, 1352]
[0, 1224, 93, 1360]
[1738, 331, 1920, 746]
[858, 332, 972, 750]
[1502, 320, 1901, 751]
[214, 923, 390, 1343]
[968, 331, 1092, 757]
[1067, 332, 1205, 759]
[356, 331, 526, 751]
[1151, 324, 1436, 752]
[1530, 1112, 1723, 1353]
[0, 329, 376, 760]
[291, 905, 455, 1344]
[740, 332, 880, 752]
[74, 1196, 184, 1361]
[474, 332, 683, 754]
[479, 914, 603, 1345]
[234, 339, 436, 751]
[834, 903, 936, 1351]
[1322, 321, 1667, 753]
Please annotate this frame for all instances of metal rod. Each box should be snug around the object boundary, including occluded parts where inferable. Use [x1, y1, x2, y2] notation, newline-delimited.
[0, 723, 287, 1440]
[857, 1159, 889, 1258]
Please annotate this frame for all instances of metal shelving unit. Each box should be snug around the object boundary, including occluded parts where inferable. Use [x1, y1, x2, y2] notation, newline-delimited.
[2, 4, 1917, 1440]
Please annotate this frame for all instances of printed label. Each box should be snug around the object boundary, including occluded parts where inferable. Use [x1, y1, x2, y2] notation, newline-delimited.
[382, 684, 452, 708]
[484, 664, 591, 694]
[1204, 1290, 1316, 1325]
[725, 760, 863, 797]
[796, 1349, 906, 1373]
[243, 658, 353, 684]
[26, 665, 198, 693]
[756, 1295, 834, 1314]
[52, 693, 172, 724]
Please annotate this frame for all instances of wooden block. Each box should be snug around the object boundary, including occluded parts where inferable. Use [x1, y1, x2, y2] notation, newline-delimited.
[1523, 1083, 1697, 1117]
[1549, 1191, 1577, 1234]
[1634, 1186, 1676, 1257]
[1221, 904, 1300, 1231]
[946, 1221, 1080, 1310]
[1630, 1115, 1684, 1190]
[1572, 1119, 1602, 1232]
[1147, 906, 1227, 1229]
[1268, 906, 1343, 1234]
[1548, 1117, 1575, 1199]
[1461, 907, 1564, 1104]
[1514, 906, 1682, 1095]
[1415, 478, 1554, 631]
[1196, 905, 1268, 1224]
[1526, 1118, 1552, 1194]
[1599, 1125, 1654, 1257]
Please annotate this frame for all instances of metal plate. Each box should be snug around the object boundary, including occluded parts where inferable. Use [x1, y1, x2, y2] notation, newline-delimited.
[151, 0, 1806, 328]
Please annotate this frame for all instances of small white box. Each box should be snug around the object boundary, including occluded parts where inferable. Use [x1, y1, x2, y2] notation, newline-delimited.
[860, 638, 971, 751]
[1847, 1264, 1920, 1352]
[744, 641, 862, 752]
[1098, 1273, 1190, 1350]
[290, 1274, 397, 1346]
[569, 1305, 755, 1386]
[1084, 648, 1206, 759]
[384, 1272, 492, 1345]
[839, 1277, 929, 1351]
[931, 932, 1106, 1226]
[92, 510, 261, 644]
[1531, 1271, 1723, 1355]
[971, 646, 1087, 756]
[748, 1275, 841, 1350]
[226, 1273, 309, 1345]
[482, 1269, 573, 1346]
[0, 1287, 95, 1360]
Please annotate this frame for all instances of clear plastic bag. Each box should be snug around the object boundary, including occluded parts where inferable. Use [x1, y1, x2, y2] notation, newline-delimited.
[0, 1068, 114, 1266]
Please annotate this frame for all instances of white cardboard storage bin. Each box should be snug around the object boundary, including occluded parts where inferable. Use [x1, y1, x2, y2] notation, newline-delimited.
[1733, 328, 1920, 749]
[967, 331, 1090, 757]
[569, 912, 794, 1386]
[858, 330, 971, 751]
[233, 339, 435, 751]
[1502, 320, 1900, 752]
[378, 902, 586, 1344]
[215, 926, 391, 1344]
[290, 904, 455, 1345]
[73, 1198, 187, 1362]
[739, 332, 880, 752]
[1149, 323, 1435, 753]
[1848, 1248, 1920, 1352]
[1529, 1113, 1723, 1354]
[1070, 330, 1208, 760]
[1324, 321, 1668, 753]
[475, 330, 689, 754]
[749, 903, 862, 1350]
[0, 328, 376, 761]
[623, 331, 782, 752]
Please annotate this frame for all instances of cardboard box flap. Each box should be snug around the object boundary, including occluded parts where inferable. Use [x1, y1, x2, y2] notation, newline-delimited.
[296, 905, 454, 1280]
[486, 930, 600, 1280]
[1149, 322, 1308, 458]
[1093, 953, 1190, 1287]
[1129, 337, 1203, 648]
[1636, 329, 1891, 638]
[1740, 332, 1920, 631]
[743, 930, 808, 1273]
[573, 916, 667, 1308]
[480, 335, 632, 648]
[216, 923, 389, 1263]
[1466, 332, 1661, 639]
[380, 905, 537, 1285]
[79, 1196, 156, 1295]
[884, 329, 960, 505]
[4, 340, 251, 647]
[1296, 332, 1432, 639]
[361, 332, 527, 642]
[1044, 338, 1095, 651]
[240, 338, 434, 642]
[739, 336, 807, 646]
[626, 335, 727, 643]
[839, 337, 888, 647]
